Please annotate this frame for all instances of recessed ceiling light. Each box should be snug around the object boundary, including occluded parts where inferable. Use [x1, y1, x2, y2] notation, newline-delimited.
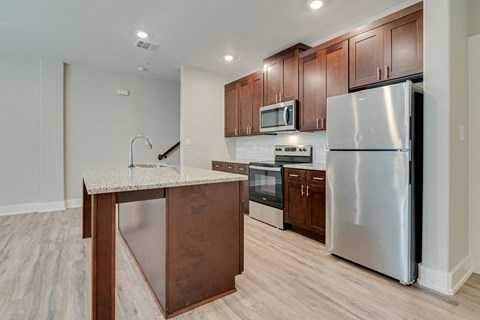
[224, 54, 234, 62]
[309, 0, 324, 10]
[136, 31, 149, 39]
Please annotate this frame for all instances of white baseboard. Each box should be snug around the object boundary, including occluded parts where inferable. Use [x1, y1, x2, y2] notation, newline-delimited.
[418, 255, 473, 295]
[66, 198, 82, 208]
[0, 200, 66, 217]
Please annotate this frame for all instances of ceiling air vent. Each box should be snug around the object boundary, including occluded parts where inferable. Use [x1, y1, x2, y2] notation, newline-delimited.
[133, 40, 160, 51]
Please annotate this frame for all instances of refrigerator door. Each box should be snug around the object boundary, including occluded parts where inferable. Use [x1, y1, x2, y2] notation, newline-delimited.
[326, 150, 413, 284]
[327, 82, 411, 150]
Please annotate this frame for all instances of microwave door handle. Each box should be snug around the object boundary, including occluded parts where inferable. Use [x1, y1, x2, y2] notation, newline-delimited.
[283, 107, 288, 125]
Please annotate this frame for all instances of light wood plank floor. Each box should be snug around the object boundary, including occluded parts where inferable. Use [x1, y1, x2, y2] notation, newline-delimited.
[0, 209, 479, 319]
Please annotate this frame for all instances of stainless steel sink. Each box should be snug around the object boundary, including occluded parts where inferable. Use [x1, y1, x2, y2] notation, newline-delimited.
[134, 163, 169, 169]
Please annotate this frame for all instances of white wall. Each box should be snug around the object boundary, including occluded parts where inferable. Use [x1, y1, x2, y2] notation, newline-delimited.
[468, 0, 480, 36]
[469, 34, 480, 274]
[418, 0, 472, 295]
[0, 56, 65, 214]
[65, 65, 180, 202]
[180, 67, 236, 169]
[236, 132, 326, 163]
[448, 0, 471, 285]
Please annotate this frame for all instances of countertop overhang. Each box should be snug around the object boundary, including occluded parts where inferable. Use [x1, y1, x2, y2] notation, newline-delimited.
[82, 164, 248, 195]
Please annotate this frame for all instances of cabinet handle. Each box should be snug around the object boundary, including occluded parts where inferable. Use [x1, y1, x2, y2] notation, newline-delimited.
[321, 117, 325, 129]
[316, 118, 319, 129]
[238, 167, 245, 171]
[227, 166, 233, 169]
[289, 174, 299, 177]
[313, 177, 324, 181]
[306, 185, 310, 197]
[214, 164, 220, 168]
[279, 93, 282, 102]
[376, 67, 381, 81]
[275, 94, 278, 103]
[247, 127, 250, 135]
[301, 184, 305, 196]
[385, 65, 390, 79]
[235, 128, 237, 136]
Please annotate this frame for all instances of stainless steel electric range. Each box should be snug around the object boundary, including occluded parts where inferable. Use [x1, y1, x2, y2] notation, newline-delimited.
[249, 145, 312, 229]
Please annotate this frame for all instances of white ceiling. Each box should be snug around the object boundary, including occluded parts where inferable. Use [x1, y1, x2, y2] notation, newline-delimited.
[0, 0, 412, 82]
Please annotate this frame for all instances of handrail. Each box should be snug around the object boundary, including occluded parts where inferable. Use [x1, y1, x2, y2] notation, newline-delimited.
[158, 141, 180, 160]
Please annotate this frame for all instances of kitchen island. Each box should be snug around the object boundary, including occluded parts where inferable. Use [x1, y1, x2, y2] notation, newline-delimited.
[82, 165, 247, 319]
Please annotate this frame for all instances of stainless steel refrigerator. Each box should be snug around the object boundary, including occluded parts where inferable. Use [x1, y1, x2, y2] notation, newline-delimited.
[326, 81, 423, 285]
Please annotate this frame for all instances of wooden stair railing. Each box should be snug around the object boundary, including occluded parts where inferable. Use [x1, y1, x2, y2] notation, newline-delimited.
[158, 141, 180, 160]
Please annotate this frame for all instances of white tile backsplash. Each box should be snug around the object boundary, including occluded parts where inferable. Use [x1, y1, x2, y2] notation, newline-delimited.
[235, 131, 327, 163]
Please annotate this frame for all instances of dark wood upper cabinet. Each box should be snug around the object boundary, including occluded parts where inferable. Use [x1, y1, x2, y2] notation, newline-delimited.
[326, 40, 349, 98]
[251, 73, 264, 135]
[225, 71, 264, 137]
[224, 83, 238, 137]
[239, 79, 253, 136]
[384, 10, 423, 80]
[299, 40, 347, 132]
[350, 9, 423, 89]
[349, 27, 384, 88]
[263, 43, 310, 106]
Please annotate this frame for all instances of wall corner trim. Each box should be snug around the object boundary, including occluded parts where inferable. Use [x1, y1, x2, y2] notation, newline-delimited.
[418, 255, 473, 295]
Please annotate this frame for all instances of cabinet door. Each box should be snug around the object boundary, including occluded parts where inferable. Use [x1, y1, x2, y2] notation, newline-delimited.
[264, 58, 280, 106]
[239, 79, 252, 136]
[251, 73, 264, 135]
[349, 27, 384, 88]
[299, 50, 326, 131]
[384, 10, 423, 80]
[280, 51, 298, 102]
[225, 84, 238, 137]
[326, 40, 349, 98]
[284, 181, 308, 227]
[306, 183, 326, 237]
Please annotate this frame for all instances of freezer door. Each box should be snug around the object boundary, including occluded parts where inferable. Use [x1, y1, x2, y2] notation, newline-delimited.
[326, 150, 414, 284]
[327, 82, 411, 150]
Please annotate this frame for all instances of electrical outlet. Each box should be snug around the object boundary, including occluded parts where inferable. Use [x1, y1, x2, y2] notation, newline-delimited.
[185, 138, 191, 146]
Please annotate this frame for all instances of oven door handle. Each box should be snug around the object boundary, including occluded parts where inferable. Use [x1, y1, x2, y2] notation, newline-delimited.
[249, 165, 282, 172]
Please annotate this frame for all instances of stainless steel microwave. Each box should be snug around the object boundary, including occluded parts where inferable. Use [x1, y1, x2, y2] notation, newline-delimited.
[260, 100, 298, 133]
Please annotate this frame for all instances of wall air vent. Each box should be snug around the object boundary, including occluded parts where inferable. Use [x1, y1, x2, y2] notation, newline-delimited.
[133, 40, 160, 51]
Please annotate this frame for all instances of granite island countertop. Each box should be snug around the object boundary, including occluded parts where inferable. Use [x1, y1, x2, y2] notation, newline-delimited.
[283, 163, 326, 171]
[82, 164, 248, 195]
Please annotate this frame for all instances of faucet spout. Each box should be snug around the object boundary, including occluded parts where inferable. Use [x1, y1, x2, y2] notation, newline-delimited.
[128, 135, 153, 168]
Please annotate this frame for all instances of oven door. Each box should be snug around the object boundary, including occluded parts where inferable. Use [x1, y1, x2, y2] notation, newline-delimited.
[249, 165, 284, 209]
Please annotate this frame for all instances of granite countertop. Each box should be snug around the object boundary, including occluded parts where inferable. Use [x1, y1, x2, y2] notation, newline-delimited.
[83, 164, 248, 195]
[283, 163, 326, 171]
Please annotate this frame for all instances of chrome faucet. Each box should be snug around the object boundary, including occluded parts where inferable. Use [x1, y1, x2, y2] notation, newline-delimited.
[128, 135, 153, 168]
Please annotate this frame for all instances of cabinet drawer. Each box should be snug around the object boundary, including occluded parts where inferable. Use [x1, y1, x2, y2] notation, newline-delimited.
[225, 163, 237, 173]
[285, 168, 307, 181]
[308, 171, 326, 185]
[236, 164, 249, 175]
[212, 161, 226, 171]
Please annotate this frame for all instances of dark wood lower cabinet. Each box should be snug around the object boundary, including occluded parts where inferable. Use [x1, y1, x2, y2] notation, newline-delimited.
[284, 168, 326, 242]
[212, 161, 249, 214]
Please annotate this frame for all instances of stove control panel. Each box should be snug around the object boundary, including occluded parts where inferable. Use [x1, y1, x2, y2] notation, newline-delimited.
[274, 145, 312, 157]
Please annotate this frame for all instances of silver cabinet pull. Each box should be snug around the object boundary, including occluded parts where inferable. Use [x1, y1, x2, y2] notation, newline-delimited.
[306, 185, 310, 197]
[376, 67, 381, 81]
[316, 118, 319, 129]
[301, 184, 305, 196]
[227, 166, 233, 169]
[385, 65, 390, 79]
[238, 167, 245, 171]
[313, 177, 324, 181]
[214, 164, 220, 168]
[289, 174, 299, 177]
[235, 128, 237, 136]
[321, 117, 325, 129]
[275, 94, 278, 103]
[279, 93, 282, 102]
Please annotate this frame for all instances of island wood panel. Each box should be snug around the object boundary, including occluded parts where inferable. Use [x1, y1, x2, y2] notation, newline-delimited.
[166, 182, 241, 317]
[82, 180, 91, 238]
[91, 192, 116, 320]
[118, 192, 167, 310]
